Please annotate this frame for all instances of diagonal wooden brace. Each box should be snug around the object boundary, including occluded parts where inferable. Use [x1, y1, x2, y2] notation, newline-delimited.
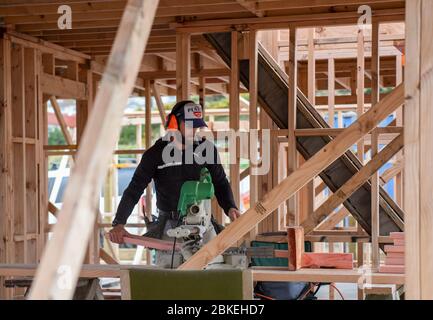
[302, 133, 404, 234]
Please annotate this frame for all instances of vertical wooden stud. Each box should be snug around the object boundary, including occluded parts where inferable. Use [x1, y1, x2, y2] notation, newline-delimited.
[176, 33, 190, 101]
[287, 27, 298, 226]
[230, 31, 240, 209]
[288, 226, 304, 271]
[370, 21, 380, 270]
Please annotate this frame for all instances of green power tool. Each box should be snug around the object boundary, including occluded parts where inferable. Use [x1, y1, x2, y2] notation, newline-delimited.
[166, 168, 248, 268]
[166, 168, 215, 242]
[177, 167, 215, 218]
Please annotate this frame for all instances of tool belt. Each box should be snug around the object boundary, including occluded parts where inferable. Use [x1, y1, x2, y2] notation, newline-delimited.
[143, 209, 225, 240]
[142, 210, 173, 240]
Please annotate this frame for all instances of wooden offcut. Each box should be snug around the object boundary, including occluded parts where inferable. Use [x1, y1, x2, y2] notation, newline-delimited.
[384, 245, 405, 253]
[274, 251, 354, 270]
[287, 227, 303, 271]
[123, 234, 181, 251]
[379, 265, 404, 274]
[302, 253, 353, 269]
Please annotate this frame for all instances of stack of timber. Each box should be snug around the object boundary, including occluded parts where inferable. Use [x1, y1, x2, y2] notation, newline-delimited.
[379, 232, 404, 274]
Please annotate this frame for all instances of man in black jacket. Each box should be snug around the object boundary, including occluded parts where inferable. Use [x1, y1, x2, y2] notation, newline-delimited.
[109, 100, 240, 267]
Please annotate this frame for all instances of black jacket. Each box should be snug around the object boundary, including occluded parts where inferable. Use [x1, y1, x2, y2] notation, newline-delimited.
[113, 137, 237, 225]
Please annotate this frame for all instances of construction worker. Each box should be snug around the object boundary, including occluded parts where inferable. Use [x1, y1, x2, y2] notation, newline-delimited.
[109, 100, 241, 267]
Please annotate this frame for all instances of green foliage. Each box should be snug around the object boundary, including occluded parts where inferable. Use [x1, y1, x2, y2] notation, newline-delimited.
[205, 95, 229, 109]
[119, 125, 137, 146]
[48, 127, 66, 145]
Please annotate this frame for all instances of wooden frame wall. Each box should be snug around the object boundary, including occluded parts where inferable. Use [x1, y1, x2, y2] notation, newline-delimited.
[404, 0, 433, 300]
[1, 33, 47, 299]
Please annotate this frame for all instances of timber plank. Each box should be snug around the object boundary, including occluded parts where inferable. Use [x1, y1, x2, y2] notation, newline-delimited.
[379, 265, 404, 274]
[384, 245, 404, 253]
[301, 252, 353, 269]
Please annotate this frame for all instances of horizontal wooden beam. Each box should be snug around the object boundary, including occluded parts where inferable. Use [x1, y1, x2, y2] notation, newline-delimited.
[0, 264, 405, 284]
[252, 268, 404, 284]
[255, 0, 400, 11]
[309, 229, 368, 237]
[45, 148, 147, 157]
[4, 31, 89, 63]
[174, 8, 404, 32]
[41, 73, 87, 100]
[295, 127, 403, 137]
[90, 61, 145, 90]
[139, 68, 229, 79]
[2, 2, 250, 24]
[27, 27, 171, 38]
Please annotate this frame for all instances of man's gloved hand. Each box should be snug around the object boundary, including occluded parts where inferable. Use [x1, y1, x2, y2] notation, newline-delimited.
[108, 224, 130, 244]
[228, 208, 241, 221]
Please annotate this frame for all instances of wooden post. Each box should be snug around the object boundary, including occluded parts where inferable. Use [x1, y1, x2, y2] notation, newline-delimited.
[24, 47, 40, 265]
[328, 58, 335, 127]
[135, 123, 142, 164]
[304, 27, 316, 229]
[199, 76, 206, 110]
[29, 0, 159, 299]
[298, 155, 314, 226]
[287, 27, 298, 226]
[37, 51, 48, 264]
[338, 111, 343, 129]
[371, 129, 380, 269]
[0, 37, 13, 299]
[307, 28, 315, 105]
[152, 81, 166, 124]
[144, 79, 152, 265]
[405, 0, 433, 299]
[329, 241, 335, 299]
[144, 80, 152, 219]
[12, 44, 27, 266]
[395, 53, 404, 207]
[288, 226, 304, 271]
[370, 21, 380, 270]
[356, 28, 365, 271]
[248, 29, 259, 240]
[230, 31, 240, 208]
[176, 33, 190, 101]
[79, 64, 99, 265]
[179, 84, 404, 270]
[357, 28, 366, 163]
